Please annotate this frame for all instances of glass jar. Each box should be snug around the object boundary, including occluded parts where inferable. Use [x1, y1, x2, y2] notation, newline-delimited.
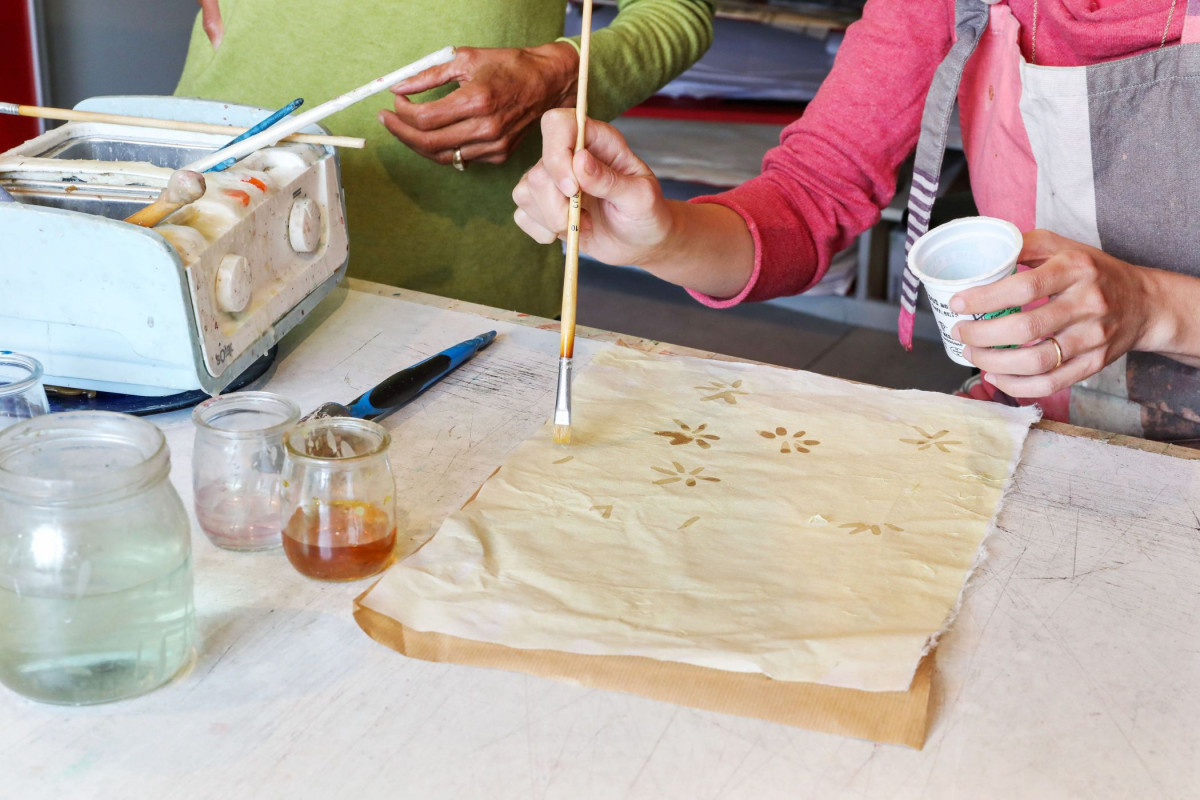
[192, 391, 300, 551]
[281, 417, 396, 581]
[0, 352, 50, 432]
[0, 412, 195, 705]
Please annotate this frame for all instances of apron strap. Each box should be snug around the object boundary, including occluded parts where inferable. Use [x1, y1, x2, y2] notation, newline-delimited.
[1184, 0, 1200, 44]
[897, 0, 993, 350]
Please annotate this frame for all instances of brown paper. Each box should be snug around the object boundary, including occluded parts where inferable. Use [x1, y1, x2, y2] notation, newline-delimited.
[353, 593, 935, 749]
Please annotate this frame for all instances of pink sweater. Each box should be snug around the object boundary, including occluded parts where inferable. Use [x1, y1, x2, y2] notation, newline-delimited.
[694, 0, 1187, 307]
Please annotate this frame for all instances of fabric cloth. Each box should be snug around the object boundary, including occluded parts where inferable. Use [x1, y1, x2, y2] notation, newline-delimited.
[689, 0, 1198, 440]
[360, 347, 1039, 692]
[175, 0, 713, 318]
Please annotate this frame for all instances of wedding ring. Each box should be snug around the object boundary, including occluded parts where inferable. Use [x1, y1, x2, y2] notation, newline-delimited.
[1047, 336, 1064, 370]
[452, 147, 465, 172]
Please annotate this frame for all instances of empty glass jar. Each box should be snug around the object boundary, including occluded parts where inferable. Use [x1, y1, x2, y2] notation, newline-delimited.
[0, 411, 195, 705]
[0, 352, 50, 432]
[192, 391, 300, 551]
[281, 417, 396, 581]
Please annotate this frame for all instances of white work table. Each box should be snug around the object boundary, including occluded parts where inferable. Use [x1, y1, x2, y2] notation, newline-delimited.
[2, 281, 1198, 799]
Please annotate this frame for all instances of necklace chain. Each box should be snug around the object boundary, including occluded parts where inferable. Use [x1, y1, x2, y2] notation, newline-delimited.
[1031, 0, 1179, 66]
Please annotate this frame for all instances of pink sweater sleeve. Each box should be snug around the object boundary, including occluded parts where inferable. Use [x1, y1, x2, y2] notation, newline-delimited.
[689, 0, 956, 307]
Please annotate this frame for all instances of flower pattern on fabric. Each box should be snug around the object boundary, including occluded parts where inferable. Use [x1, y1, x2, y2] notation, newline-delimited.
[652, 461, 721, 487]
[654, 420, 720, 449]
[900, 427, 962, 452]
[695, 379, 747, 404]
[757, 427, 821, 454]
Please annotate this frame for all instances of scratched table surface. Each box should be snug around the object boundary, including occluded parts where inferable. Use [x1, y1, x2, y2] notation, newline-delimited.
[2, 281, 1198, 799]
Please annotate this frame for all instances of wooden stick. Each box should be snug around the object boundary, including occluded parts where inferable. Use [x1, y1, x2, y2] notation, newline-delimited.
[552, 0, 593, 446]
[124, 169, 206, 228]
[0, 103, 364, 149]
[560, 0, 593, 363]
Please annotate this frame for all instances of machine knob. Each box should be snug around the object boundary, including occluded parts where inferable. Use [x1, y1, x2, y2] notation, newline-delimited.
[215, 254, 252, 314]
[288, 197, 322, 253]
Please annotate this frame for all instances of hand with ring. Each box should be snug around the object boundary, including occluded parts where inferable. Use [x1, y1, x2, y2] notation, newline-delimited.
[379, 43, 579, 168]
[945, 229, 1193, 399]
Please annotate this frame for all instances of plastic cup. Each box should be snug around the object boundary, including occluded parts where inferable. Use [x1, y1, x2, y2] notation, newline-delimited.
[907, 216, 1023, 367]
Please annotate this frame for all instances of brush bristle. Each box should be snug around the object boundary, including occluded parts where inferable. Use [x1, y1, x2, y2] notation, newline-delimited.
[553, 424, 572, 445]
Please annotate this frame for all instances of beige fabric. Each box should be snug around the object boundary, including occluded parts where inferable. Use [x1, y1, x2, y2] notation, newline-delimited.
[361, 348, 1038, 692]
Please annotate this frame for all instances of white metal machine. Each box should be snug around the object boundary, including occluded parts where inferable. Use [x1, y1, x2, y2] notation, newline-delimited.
[0, 96, 349, 396]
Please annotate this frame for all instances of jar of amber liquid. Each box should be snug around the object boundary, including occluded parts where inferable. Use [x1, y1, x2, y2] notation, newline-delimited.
[0, 412, 195, 705]
[281, 417, 396, 581]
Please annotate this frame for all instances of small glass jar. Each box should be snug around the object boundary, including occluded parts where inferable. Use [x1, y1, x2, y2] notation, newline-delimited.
[281, 417, 396, 581]
[0, 352, 50, 432]
[192, 391, 300, 551]
[0, 411, 195, 705]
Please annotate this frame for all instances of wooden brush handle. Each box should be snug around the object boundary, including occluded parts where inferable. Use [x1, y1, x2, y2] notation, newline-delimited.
[558, 0, 593, 360]
[124, 170, 206, 228]
[3, 104, 364, 149]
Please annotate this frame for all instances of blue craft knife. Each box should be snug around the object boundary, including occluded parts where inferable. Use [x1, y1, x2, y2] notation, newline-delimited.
[302, 331, 497, 423]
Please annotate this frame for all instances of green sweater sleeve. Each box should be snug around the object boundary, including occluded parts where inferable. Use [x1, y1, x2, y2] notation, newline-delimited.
[561, 0, 714, 122]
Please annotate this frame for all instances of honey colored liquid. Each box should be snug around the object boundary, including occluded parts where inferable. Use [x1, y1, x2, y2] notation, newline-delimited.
[282, 500, 395, 581]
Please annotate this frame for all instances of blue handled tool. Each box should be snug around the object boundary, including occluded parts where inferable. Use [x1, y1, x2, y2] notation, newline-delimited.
[302, 331, 497, 423]
[206, 97, 303, 173]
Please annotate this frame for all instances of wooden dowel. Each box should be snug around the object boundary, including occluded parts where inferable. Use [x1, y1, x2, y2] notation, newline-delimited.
[559, 0, 593, 361]
[0, 103, 365, 149]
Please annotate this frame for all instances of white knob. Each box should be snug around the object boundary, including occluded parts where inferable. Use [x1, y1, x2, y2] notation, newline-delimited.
[215, 254, 252, 314]
[288, 197, 322, 253]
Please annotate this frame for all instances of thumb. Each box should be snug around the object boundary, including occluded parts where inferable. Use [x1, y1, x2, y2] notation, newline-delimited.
[574, 148, 654, 214]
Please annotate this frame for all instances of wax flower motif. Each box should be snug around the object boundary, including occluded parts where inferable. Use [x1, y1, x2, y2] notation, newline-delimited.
[900, 427, 962, 452]
[652, 461, 721, 487]
[654, 420, 720, 449]
[839, 521, 904, 536]
[695, 379, 748, 404]
[757, 427, 820, 454]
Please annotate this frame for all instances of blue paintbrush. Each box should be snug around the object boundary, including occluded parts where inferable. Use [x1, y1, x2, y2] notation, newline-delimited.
[206, 97, 303, 172]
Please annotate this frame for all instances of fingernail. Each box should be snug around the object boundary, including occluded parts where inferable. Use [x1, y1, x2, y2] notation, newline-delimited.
[390, 81, 408, 93]
[377, 111, 386, 124]
[949, 295, 965, 313]
[951, 323, 961, 340]
[557, 177, 577, 197]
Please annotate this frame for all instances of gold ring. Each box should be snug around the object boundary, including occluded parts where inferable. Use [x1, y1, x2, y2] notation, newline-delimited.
[1047, 336, 1064, 370]
[452, 148, 466, 172]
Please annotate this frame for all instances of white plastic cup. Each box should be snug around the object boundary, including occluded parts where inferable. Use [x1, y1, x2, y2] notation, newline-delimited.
[907, 216, 1023, 367]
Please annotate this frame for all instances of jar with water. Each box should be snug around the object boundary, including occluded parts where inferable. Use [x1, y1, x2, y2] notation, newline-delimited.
[0, 411, 195, 705]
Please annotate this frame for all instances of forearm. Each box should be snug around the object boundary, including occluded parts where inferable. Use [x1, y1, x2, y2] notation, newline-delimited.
[640, 200, 755, 299]
[1137, 267, 1200, 368]
[562, 0, 714, 121]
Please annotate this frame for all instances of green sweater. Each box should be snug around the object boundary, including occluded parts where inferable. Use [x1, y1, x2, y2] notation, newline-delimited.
[176, 0, 713, 317]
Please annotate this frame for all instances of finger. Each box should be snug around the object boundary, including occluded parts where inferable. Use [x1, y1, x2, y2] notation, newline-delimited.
[514, 208, 562, 245]
[389, 51, 469, 95]
[379, 110, 495, 164]
[572, 149, 657, 218]
[199, 0, 223, 48]
[540, 109, 582, 197]
[983, 349, 1096, 399]
[1018, 228, 1107, 268]
[962, 336, 1065, 376]
[388, 92, 478, 134]
[515, 162, 570, 234]
[953, 298, 1075, 348]
[950, 258, 1076, 316]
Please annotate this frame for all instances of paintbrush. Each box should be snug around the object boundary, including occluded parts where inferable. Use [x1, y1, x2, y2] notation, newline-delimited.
[206, 97, 304, 173]
[553, 0, 594, 446]
[183, 46, 456, 173]
[0, 102, 362, 149]
[124, 169, 206, 228]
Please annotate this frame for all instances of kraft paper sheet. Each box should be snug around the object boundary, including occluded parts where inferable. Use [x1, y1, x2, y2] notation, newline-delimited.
[357, 348, 1037, 742]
